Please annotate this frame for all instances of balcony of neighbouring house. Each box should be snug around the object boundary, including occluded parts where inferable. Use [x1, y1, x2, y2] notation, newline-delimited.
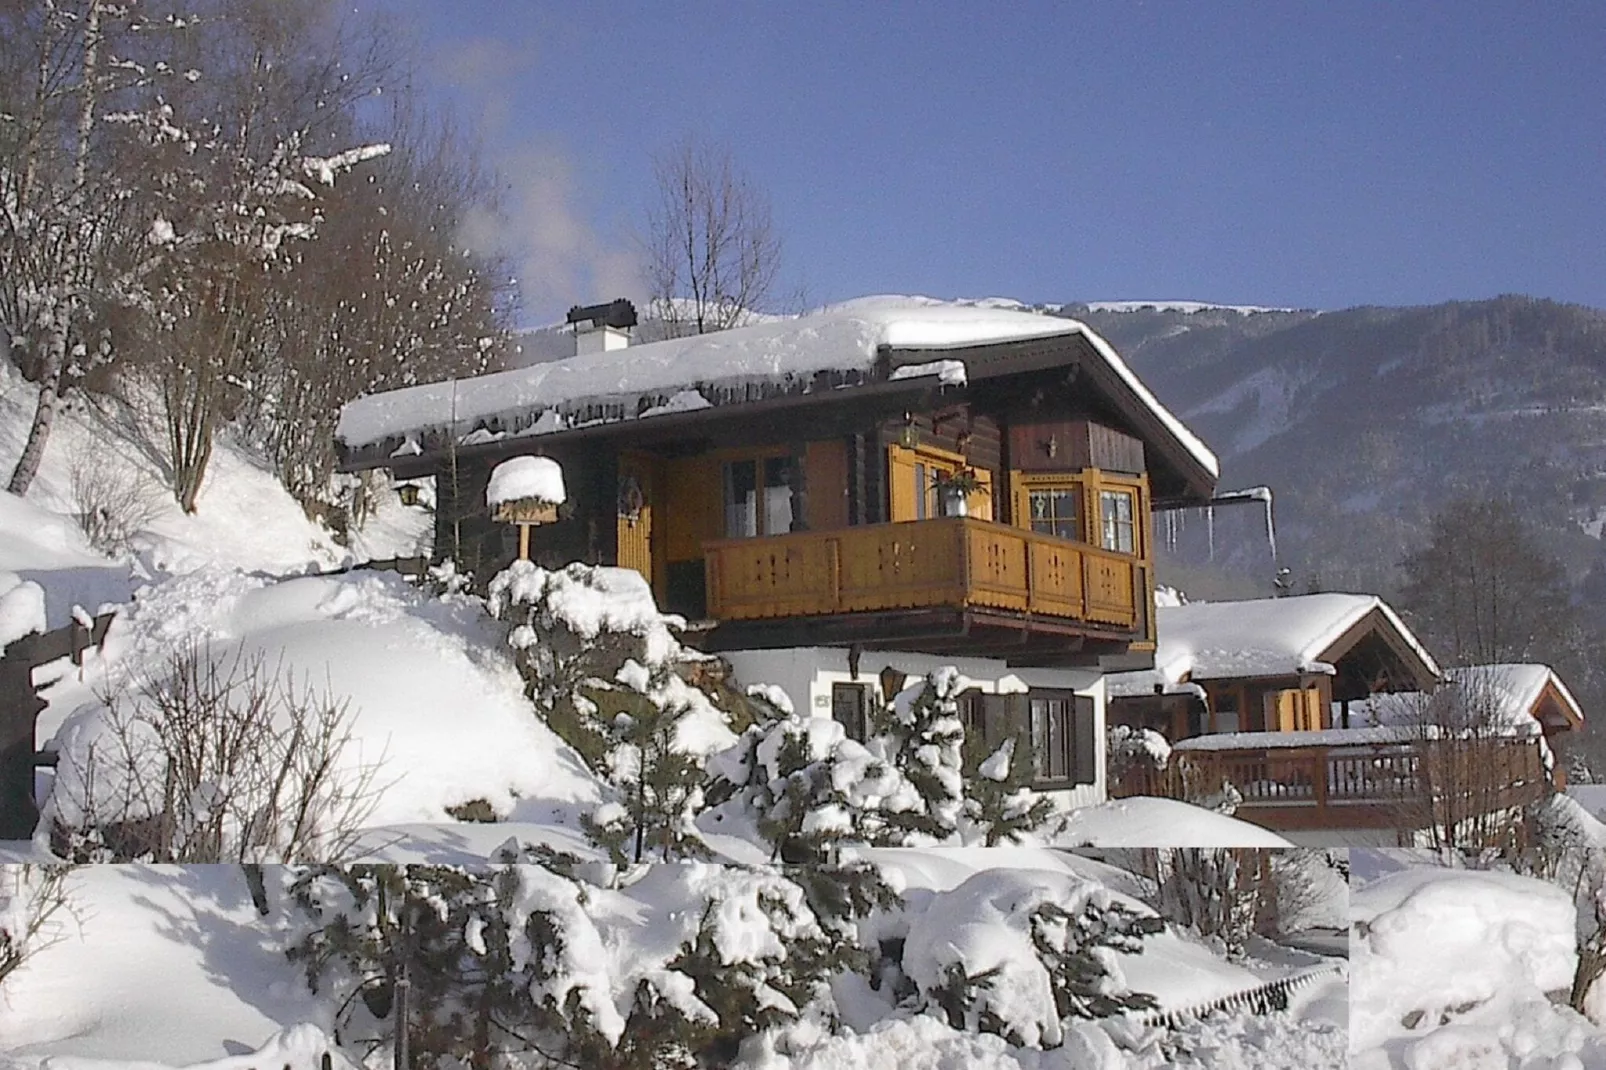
[700, 515, 1152, 667]
[1110, 727, 1553, 834]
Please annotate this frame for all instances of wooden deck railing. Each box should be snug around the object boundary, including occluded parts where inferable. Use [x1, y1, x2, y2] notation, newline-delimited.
[1113, 737, 1552, 831]
[704, 517, 1141, 628]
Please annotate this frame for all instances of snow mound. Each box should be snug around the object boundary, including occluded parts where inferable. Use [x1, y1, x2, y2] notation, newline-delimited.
[43, 567, 606, 835]
[0, 866, 325, 1064]
[1051, 797, 1292, 848]
[1352, 866, 1580, 1060]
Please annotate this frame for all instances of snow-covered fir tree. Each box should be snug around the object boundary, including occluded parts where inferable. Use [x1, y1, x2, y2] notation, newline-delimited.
[871, 668, 969, 844]
[965, 736, 1056, 846]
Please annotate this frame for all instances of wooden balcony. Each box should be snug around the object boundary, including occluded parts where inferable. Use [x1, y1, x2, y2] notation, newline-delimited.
[1112, 735, 1553, 834]
[701, 517, 1148, 663]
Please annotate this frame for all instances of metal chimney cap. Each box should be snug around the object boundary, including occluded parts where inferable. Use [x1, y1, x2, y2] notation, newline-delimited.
[566, 298, 638, 329]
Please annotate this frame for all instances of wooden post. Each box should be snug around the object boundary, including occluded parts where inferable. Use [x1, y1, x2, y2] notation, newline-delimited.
[0, 657, 42, 840]
[1312, 747, 1329, 810]
[518, 523, 531, 561]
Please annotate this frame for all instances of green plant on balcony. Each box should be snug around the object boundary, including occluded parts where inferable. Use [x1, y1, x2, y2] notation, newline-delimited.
[933, 468, 987, 518]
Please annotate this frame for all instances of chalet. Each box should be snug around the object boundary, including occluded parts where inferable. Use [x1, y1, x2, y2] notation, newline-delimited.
[336, 296, 1220, 805]
[1108, 598, 1570, 843]
[1106, 593, 1441, 742]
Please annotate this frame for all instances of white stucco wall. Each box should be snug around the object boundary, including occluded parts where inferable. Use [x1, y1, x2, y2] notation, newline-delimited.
[720, 646, 1108, 809]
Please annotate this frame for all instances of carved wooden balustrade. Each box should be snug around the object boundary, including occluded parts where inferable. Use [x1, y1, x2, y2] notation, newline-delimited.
[704, 517, 1141, 629]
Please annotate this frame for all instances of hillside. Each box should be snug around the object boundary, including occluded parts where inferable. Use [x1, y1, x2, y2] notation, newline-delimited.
[1060, 297, 1606, 602]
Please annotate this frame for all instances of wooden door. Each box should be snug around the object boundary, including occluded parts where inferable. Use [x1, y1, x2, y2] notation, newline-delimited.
[616, 452, 657, 592]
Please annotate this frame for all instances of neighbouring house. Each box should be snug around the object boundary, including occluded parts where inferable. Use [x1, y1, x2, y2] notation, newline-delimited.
[1107, 597, 1571, 845]
[335, 295, 1220, 805]
[1105, 593, 1441, 742]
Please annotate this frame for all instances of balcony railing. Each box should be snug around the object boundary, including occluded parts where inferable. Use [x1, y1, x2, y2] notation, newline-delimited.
[704, 517, 1142, 629]
[1112, 736, 1552, 832]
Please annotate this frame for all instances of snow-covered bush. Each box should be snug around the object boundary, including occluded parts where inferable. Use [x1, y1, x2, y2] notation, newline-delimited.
[578, 660, 713, 865]
[707, 700, 923, 859]
[1106, 724, 1171, 784]
[487, 560, 684, 720]
[902, 869, 1160, 1049]
[872, 670, 969, 843]
[288, 862, 862, 1070]
[46, 640, 380, 863]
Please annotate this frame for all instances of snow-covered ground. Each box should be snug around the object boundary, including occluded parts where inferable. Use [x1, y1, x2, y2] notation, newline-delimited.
[0, 851, 1347, 1070]
[1351, 846, 1606, 1069]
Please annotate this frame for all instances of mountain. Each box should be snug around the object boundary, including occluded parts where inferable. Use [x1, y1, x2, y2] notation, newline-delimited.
[1058, 297, 1606, 602]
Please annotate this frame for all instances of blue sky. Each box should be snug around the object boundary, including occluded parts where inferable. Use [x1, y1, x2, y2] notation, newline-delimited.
[364, 1, 1606, 326]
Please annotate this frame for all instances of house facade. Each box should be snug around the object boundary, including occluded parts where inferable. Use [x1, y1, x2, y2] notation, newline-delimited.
[1107, 593, 1442, 743]
[336, 297, 1220, 805]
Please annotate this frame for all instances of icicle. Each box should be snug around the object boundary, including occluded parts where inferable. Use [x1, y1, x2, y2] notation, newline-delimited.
[1264, 492, 1278, 566]
[1207, 505, 1215, 561]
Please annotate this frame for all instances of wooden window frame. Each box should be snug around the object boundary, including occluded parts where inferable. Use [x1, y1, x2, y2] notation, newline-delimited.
[720, 448, 796, 539]
[1007, 467, 1149, 559]
[1025, 688, 1098, 789]
[831, 682, 872, 743]
[887, 443, 993, 522]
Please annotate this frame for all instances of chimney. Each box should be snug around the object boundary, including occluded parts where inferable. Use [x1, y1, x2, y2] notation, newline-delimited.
[566, 298, 638, 356]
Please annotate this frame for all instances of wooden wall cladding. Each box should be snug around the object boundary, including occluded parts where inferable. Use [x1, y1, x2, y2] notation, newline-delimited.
[1008, 420, 1145, 474]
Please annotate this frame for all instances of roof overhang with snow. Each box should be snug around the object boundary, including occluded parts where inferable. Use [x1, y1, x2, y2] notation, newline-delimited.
[334, 297, 1220, 504]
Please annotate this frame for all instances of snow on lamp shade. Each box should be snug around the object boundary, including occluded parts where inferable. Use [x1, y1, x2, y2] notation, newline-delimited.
[488, 455, 566, 524]
[488, 456, 565, 559]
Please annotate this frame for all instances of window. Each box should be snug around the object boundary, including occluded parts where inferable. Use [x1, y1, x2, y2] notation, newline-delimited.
[723, 456, 794, 538]
[1027, 690, 1097, 787]
[1099, 488, 1136, 554]
[1210, 688, 1240, 734]
[1030, 694, 1072, 782]
[831, 683, 871, 742]
[1027, 488, 1081, 541]
[888, 444, 993, 522]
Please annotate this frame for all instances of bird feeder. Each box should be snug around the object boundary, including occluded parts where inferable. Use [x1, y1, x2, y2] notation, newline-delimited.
[487, 456, 566, 562]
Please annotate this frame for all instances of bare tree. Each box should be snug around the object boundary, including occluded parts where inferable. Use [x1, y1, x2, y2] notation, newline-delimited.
[642, 136, 784, 336]
[0, 0, 164, 496]
[1391, 667, 1552, 852]
[0, 864, 78, 989]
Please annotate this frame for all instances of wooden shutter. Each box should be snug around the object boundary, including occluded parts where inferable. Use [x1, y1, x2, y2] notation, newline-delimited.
[969, 468, 994, 521]
[888, 445, 918, 522]
[1303, 688, 1324, 731]
[1072, 694, 1097, 786]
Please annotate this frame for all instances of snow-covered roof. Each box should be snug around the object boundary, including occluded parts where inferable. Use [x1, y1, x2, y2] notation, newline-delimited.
[336, 295, 1218, 481]
[1106, 593, 1440, 696]
[1356, 663, 1583, 733]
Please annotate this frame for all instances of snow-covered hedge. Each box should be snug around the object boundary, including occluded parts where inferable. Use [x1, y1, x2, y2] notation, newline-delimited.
[288, 861, 868, 1069]
[902, 869, 1161, 1049]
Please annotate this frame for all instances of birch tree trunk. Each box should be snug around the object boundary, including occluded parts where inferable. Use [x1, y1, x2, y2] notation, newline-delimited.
[7, 0, 101, 498]
[7, 315, 67, 496]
